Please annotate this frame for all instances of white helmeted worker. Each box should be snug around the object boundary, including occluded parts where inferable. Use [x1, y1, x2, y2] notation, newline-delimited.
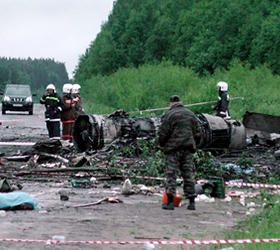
[211, 81, 230, 119]
[40, 84, 65, 139]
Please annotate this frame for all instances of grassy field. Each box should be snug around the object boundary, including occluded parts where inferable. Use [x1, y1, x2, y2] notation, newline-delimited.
[222, 193, 280, 250]
[80, 60, 280, 121]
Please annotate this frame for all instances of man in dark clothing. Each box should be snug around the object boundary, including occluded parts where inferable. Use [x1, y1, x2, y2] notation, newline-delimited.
[40, 84, 65, 139]
[158, 95, 202, 211]
[212, 81, 230, 119]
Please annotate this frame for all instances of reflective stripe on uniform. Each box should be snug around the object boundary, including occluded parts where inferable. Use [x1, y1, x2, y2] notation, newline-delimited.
[45, 96, 61, 102]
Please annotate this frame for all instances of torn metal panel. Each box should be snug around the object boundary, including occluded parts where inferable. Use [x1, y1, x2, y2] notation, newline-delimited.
[227, 119, 247, 149]
[243, 111, 280, 134]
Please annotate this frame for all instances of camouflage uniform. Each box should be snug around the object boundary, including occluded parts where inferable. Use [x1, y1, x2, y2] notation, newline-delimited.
[158, 101, 202, 199]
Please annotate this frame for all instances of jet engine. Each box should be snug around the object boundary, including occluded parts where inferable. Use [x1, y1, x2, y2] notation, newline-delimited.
[196, 114, 246, 150]
[73, 110, 159, 152]
[73, 111, 246, 152]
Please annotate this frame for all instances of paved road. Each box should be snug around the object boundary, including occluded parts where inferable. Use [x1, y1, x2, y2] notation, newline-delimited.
[0, 103, 48, 141]
[0, 103, 45, 127]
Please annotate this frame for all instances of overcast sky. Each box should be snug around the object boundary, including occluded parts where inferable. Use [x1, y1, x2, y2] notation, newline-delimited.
[0, 0, 115, 79]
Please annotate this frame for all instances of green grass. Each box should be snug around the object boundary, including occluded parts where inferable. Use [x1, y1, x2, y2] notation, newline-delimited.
[206, 194, 280, 250]
[81, 60, 280, 121]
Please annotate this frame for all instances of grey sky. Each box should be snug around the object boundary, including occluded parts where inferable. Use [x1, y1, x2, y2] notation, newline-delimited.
[0, 0, 115, 79]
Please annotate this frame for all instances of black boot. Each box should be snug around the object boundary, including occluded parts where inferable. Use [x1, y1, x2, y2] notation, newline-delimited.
[187, 197, 196, 210]
[162, 195, 174, 210]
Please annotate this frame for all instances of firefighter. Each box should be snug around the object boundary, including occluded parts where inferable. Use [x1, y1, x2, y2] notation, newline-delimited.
[60, 83, 75, 142]
[72, 83, 84, 120]
[212, 81, 231, 119]
[158, 95, 202, 211]
[40, 84, 65, 139]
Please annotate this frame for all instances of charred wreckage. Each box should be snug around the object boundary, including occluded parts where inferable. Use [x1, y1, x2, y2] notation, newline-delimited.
[72, 110, 247, 153]
[2, 110, 280, 200]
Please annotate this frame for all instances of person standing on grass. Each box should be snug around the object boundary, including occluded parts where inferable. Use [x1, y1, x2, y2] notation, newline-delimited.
[40, 84, 65, 140]
[158, 95, 202, 211]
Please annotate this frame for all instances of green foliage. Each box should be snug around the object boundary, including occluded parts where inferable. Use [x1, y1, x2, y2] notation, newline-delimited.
[237, 152, 255, 170]
[222, 194, 280, 250]
[80, 60, 280, 122]
[249, 5, 280, 74]
[81, 61, 204, 114]
[0, 57, 69, 96]
[75, 0, 280, 81]
[268, 175, 280, 185]
[72, 0, 280, 122]
[133, 138, 166, 185]
[194, 150, 225, 180]
[106, 137, 166, 185]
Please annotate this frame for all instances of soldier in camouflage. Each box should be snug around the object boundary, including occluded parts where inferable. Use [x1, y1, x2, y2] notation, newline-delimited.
[158, 95, 202, 210]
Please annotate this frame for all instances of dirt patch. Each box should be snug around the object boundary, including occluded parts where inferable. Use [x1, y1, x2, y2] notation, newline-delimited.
[0, 125, 275, 250]
[0, 180, 253, 250]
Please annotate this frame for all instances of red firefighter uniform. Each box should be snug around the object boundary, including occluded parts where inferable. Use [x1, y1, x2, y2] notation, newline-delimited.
[61, 93, 75, 141]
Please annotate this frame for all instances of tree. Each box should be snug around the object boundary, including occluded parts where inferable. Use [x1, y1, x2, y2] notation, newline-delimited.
[74, 0, 280, 80]
[250, 6, 280, 74]
[0, 57, 69, 91]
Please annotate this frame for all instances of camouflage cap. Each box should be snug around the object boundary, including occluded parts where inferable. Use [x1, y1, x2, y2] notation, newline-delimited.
[169, 95, 181, 102]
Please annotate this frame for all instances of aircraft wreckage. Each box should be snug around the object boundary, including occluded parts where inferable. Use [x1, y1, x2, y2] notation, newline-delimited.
[73, 110, 247, 153]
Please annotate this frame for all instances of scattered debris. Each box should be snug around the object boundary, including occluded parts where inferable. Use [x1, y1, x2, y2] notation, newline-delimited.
[4, 155, 31, 162]
[65, 196, 123, 208]
[33, 139, 63, 154]
[121, 178, 133, 195]
[60, 194, 69, 201]
[0, 110, 279, 220]
[224, 163, 255, 174]
[196, 194, 215, 203]
[239, 195, 246, 206]
[0, 178, 12, 192]
[70, 179, 93, 188]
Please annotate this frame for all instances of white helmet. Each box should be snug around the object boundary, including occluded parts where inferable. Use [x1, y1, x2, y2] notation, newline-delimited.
[72, 83, 81, 94]
[217, 81, 228, 91]
[46, 83, 56, 93]
[63, 83, 73, 94]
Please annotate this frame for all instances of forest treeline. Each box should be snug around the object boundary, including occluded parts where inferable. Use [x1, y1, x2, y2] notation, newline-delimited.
[74, 0, 280, 82]
[0, 57, 69, 93]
